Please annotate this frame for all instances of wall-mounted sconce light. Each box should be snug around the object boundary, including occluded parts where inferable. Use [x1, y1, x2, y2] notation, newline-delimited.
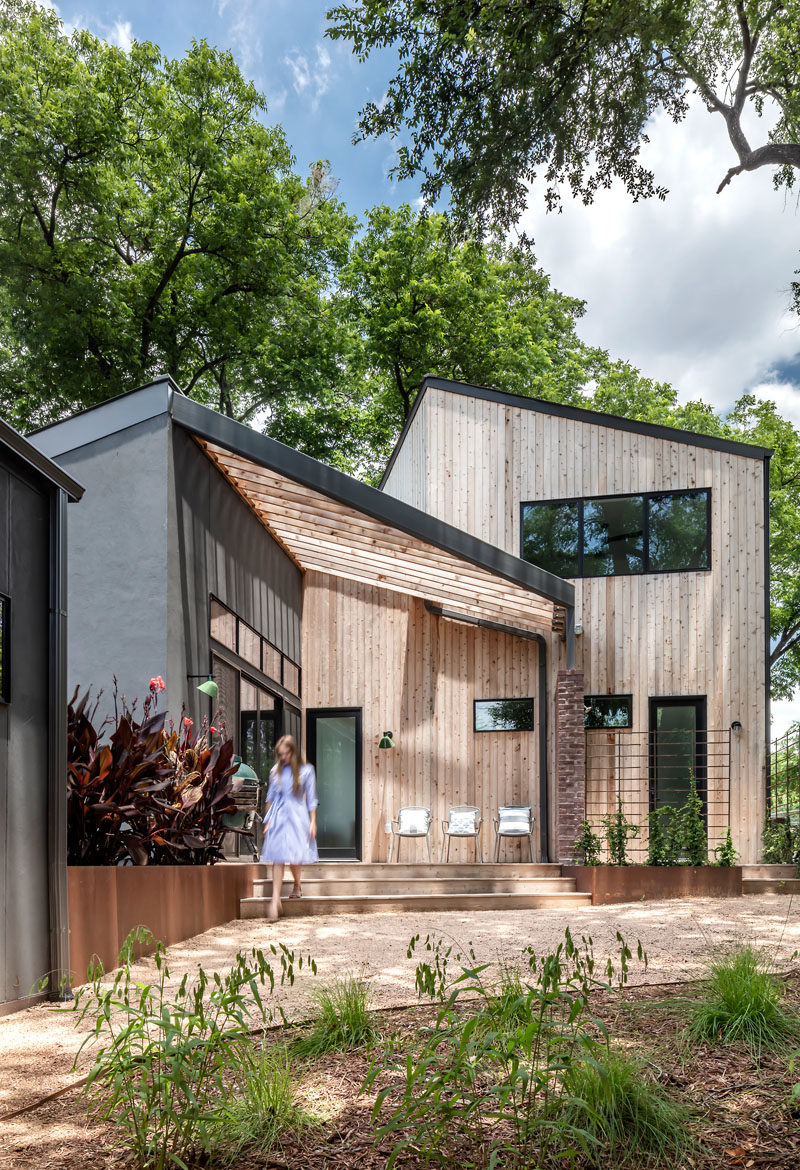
[188, 673, 219, 699]
[730, 720, 742, 732]
[378, 730, 395, 749]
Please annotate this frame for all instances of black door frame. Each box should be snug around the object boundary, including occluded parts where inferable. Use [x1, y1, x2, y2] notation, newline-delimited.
[305, 706, 363, 861]
[648, 696, 708, 812]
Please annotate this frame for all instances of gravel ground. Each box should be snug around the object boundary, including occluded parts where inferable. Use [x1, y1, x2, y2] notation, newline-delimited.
[1, 894, 799, 1162]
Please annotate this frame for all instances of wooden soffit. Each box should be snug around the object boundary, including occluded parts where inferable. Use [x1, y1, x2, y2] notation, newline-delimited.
[198, 439, 559, 636]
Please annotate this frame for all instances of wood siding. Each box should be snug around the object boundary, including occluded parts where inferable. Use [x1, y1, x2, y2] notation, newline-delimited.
[383, 387, 768, 863]
[302, 572, 543, 863]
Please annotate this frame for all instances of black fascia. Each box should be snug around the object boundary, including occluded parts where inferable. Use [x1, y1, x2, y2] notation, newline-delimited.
[0, 418, 83, 501]
[380, 376, 772, 488]
[169, 392, 575, 610]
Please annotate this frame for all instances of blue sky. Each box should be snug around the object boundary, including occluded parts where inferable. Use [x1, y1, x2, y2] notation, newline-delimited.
[45, 1, 800, 730]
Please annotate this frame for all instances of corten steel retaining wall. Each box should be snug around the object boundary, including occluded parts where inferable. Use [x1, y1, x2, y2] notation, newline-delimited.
[67, 865, 265, 984]
[562, 865, 742, 905]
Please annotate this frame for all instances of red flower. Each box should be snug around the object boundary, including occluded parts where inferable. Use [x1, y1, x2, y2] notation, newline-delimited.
[149, 676, 166, 692]
[183, 717, 193, 728]
[210, 726, 217, 734]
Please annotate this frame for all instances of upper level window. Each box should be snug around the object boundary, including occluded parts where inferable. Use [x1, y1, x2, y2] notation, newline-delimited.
[521, 489, 710, 578]
[209, 597, 301, 696]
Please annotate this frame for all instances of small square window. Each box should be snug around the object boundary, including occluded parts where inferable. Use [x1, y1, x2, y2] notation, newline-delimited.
[584, 695, 632, 729]
[282, 658, 300, 695]
[210, 599, 236, 651]
[474, 698, 534, 732]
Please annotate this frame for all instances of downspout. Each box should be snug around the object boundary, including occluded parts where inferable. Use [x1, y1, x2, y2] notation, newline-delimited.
[48, 488, 71, 999]
[423, 601, 551, 862]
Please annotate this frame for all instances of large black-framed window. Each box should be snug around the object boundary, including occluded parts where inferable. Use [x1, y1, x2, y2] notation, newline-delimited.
[0, 593, 9, 703]
[474, 698, 534, 732]
[521, 488, 711, 578]
[209, 596, 301, 697]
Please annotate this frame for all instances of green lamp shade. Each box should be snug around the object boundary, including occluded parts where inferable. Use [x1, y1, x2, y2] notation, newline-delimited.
[378, 730, 394, 749]
[197, 678, 218, 699]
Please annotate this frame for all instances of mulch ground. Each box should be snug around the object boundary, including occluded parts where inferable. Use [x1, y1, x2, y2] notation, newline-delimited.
[3, 979, 800, 1170]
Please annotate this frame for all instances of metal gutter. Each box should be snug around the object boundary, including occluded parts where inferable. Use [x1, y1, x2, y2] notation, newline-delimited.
[47, 488, 71, 998]
[0, 419, 83, 501]
[424, 602, 551, 862]
[380, 376, 773, 488]
[169, 391, 575, 610]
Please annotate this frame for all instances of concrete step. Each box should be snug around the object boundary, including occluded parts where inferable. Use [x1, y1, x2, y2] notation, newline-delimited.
[743, 878, 800, 895]
[298, 863, 561, 880]
[741, 865, 796, 879]
[240, 890, 592, 918]
[253, 876, 577, 897]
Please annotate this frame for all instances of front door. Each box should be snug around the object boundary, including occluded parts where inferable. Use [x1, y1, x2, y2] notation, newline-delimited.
[649, 697, 707, 811]
[306, 708, 362, 859]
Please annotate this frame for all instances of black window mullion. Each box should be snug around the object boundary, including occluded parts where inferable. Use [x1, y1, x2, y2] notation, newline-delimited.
[643, 495, 650, 573]
[578, 499, 584, 576]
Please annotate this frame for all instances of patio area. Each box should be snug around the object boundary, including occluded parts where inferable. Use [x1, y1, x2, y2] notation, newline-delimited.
[2, 893, 799, 1170]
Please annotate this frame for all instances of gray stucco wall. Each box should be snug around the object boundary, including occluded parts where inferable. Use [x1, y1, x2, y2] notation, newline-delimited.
[168, 425, 303, 723]
[46, 414, 170, 715]
[0, 454, 51, 1004]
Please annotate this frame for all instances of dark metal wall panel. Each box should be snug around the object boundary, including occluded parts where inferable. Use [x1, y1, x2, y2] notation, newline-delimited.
[53, 415, 170, 715]
[168, 426, 302, 724]
[0, 460, 50, 1005]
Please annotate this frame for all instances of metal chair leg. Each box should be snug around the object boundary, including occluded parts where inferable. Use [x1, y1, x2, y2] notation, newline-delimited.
[445, 836, 451, 862]
[494, 833, 500, 862]
[389, 834, 394, 863]
[440, 836, 446, 862]
[527, 833, 533, 862]
[426, 834, 432, 862]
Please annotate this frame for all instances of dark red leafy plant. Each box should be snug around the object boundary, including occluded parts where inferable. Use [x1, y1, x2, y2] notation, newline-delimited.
[67, 684, 239, 866]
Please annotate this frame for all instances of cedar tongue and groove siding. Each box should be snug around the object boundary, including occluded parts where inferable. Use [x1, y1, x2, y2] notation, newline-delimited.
[381, 379, 770, 865]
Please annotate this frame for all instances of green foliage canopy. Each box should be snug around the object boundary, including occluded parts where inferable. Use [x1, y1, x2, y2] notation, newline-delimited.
[0, 1, 354, 427]
[328, 2, 800, 235]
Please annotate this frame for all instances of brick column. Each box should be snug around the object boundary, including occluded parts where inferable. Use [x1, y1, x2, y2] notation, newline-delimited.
[555, 669, 586, 863]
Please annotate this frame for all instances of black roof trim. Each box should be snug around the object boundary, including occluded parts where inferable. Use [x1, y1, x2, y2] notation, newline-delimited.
[0, 417, 83, 500]
[169, 392, 574, 609]
[380, 375, 771, 487]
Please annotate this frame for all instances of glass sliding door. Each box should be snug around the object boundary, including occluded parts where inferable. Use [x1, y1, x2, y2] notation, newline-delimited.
[306, 708, 362, 859]
[649, 698, 707, 811]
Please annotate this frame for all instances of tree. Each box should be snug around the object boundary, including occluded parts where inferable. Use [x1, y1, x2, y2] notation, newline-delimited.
[328, 1, 800, 234]
[0, 1, 354, 427]
[268, 204, 678, 480]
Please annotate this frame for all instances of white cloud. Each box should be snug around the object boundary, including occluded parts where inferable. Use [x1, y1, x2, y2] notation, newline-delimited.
[752, 379, 800, 427]
[215, 0, 263, 73]
[521, 99, 800, 418]
[771, 698, 800, 738]
[284, 42, 333, 113]
[109, 19, 134, 52]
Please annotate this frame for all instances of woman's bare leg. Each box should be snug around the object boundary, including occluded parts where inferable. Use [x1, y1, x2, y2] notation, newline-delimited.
[269, 862, 284, 919]
[290, 864, 302, 896]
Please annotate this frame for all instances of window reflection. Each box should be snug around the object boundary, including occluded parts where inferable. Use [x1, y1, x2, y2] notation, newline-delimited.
[521, 501, 579, 577]
[583, 496, 644, 576]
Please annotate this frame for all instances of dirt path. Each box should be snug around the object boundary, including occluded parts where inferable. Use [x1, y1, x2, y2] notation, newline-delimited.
[1, 895, 799, 1168]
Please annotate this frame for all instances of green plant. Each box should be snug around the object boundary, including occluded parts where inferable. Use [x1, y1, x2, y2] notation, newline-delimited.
[574, 819, 603, 865]
[367, 928, 648, 1168]
[67, 681, 240, 865]
[293, 972, 377, 1055]
[762, 819, 800, 866]
[714, 827, 739, 867]
[601, 797, 639, 865]
[646, 807, 669, 866]
[687, 945, 800, 1057]
[680, 775, 708, 865]
[557, 1046, 694, 1167]
[74, 928, 316, 1169]
[213, 1041, 307, 1162]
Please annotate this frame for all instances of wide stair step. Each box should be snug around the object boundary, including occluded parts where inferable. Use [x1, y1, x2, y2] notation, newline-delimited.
[741, 864, 800, 894]
[239, 862, 591, 917]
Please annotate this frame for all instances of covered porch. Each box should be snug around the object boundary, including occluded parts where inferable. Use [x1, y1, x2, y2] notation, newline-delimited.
[171, 394, 579, 865]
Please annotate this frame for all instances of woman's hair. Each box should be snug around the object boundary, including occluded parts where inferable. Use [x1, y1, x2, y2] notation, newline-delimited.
[272, 734, 303, 795]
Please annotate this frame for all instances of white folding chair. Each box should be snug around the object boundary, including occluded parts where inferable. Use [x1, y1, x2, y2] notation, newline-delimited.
[389, 806, 432, 861]
[441, 805, 483, 862]
[493, 806, 534, 862]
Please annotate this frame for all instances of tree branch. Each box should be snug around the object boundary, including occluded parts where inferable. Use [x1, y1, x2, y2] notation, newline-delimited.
[717, 142, 800, 192]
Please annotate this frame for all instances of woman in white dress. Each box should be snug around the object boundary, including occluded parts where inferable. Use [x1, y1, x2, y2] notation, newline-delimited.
[261, 735, 318, 920]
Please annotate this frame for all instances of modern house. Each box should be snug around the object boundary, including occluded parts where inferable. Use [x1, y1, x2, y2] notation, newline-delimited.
[31, 373, 770, 868]
[0, 420, 82, 1011]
